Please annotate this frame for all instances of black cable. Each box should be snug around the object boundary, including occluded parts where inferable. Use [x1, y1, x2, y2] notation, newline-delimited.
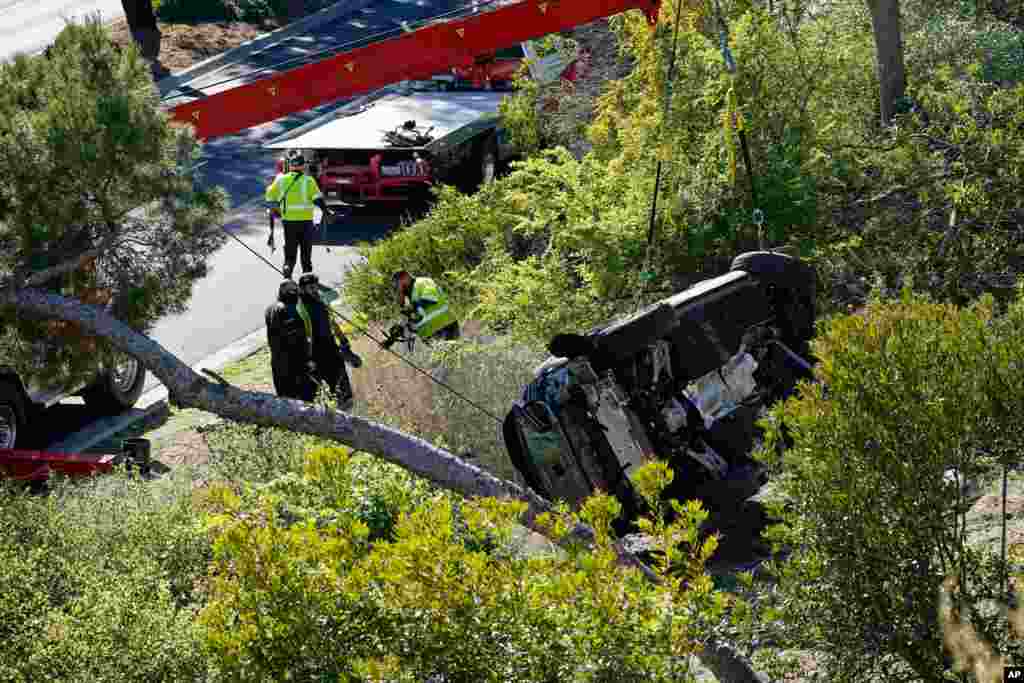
[635, 0, 684, 310]
[218, 223, 506, 425]
[161, 0, 505, 103]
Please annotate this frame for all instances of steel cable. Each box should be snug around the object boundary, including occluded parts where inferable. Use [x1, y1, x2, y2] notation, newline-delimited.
[218, 222, 506, 425]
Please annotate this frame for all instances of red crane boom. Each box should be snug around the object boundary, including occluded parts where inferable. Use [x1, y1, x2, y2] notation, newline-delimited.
[169, 0, 662, 140]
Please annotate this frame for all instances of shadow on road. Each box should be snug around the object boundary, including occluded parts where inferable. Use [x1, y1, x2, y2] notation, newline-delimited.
[20, 401, 119, 450]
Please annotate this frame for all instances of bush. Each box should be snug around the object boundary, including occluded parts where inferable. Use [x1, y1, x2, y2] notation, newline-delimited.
[428, 337, 548, 482]
[745, 287, 1024, 682]
[199, 456, 728, 682]
[0, 471, 210, 682]
[202, 419, 325, 482]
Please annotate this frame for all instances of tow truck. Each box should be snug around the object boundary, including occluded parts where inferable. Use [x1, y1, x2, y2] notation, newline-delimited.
[263, 41, 581, 204]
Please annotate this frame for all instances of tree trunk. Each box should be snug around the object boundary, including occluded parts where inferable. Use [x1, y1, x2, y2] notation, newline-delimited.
[866, 0, 906, 127]
[120, 0, 161, 62]
[3, 286, 769, 683]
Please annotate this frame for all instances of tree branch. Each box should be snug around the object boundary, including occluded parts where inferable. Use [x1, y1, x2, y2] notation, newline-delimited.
[16, 230, 123, 289]
[0, 287, 769, 683]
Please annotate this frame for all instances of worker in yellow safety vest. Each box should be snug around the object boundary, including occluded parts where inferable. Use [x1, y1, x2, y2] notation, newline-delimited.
[392, 270, 460, 342]
[265, 150, 337, 279]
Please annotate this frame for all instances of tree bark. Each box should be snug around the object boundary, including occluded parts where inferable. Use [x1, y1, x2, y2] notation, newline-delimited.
[120, 0, 161, 62]
[2, 286, 768, 683]
[866, 0, 907, 127]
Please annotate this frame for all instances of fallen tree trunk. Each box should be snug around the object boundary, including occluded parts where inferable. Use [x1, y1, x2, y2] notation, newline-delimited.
[4, 287, 768, 683]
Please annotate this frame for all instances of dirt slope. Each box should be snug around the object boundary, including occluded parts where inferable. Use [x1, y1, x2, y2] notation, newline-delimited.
[107, 17, 285, 73]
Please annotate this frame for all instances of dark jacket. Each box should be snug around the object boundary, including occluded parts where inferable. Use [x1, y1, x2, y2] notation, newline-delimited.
[299, 293, 340, 359]
[265, 296, 314, 401]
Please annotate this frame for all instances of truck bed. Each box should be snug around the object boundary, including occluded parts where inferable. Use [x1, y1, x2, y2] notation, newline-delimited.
[265, 91, 508, 152]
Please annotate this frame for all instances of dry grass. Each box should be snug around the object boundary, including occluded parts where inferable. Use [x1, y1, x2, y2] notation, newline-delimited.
[347, 334, 450, 444]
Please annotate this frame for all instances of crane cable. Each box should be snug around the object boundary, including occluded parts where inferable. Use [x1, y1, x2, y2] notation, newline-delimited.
[635, 0, 686, 312]
[711, 0, 764, 248]
[160, 0, 506, 104]
[217, 223, 506, 425]
[635, 0, 765, 313]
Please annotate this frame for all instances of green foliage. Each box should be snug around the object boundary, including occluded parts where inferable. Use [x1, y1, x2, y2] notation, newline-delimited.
[201, 420, 324, 483]
[199, 454, 725, 682]
[348, 0, 1024, 333]
[748, 288, 1024, 682]
[976, 26, 1024, 83]
[342, 184, 500, 324]
[0, 472, 210, 682]
[0, 17, 228, 388]
[428, 337, 547, 481]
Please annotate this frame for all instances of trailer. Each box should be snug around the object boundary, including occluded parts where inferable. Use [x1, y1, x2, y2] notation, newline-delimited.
[263, 43, 574, 204]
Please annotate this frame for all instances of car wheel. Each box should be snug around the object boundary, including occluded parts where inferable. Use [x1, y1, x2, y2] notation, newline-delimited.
[0, 381, 26, 450]
[731, 251, 817, 352]
[83, 354, 147, 414]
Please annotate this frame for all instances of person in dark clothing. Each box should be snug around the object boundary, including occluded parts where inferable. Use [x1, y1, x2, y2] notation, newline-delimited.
[297, 273, 362, 410]
[265, 279, 317, 401]
[265, 150, 337, 280]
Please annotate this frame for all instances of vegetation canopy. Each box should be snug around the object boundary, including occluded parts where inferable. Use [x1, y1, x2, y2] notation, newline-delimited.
[0, 17, 228, 388]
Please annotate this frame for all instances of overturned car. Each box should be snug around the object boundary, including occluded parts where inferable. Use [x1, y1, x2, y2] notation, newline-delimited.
[502, 251, 817, 526]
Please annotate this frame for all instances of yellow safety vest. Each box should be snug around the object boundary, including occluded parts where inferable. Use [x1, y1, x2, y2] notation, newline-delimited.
[265, 172, 322, 221]
[408, 277, 456, 340]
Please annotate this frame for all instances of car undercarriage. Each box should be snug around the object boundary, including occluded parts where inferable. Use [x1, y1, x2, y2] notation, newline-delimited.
[502, 251, 818, 530]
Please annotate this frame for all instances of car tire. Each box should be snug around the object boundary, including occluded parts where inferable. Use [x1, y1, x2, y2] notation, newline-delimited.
[730, 251, 816, 353]
[83, 355, 146, 414]
[0, 381, 26, 450]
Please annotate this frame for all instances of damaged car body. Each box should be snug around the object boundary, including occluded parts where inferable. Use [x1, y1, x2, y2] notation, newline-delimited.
[502, 251, 818, 527]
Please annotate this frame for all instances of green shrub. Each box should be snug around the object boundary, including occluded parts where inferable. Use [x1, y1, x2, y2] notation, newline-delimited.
[0, 472, 210, 682]
[202, 419, 325, 483]
[258, 445, 437, 542]
[428, 337, 548, 481]
[745, 287, 1024, 682]
[199, 456, 728, 682]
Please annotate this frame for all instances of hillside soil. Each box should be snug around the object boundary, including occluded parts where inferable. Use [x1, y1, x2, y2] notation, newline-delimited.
[106, 16, 289, 74]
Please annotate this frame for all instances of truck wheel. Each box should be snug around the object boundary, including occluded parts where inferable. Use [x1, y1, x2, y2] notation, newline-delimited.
[731, 251, 816, 352]
[83, 355, 146, 414]
[0, 382, 26, 450]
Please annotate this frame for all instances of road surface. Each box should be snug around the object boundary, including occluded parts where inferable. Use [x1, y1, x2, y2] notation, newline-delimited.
[0, 0, 124, 61]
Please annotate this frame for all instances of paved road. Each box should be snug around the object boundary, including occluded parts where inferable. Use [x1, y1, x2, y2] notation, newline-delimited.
[0, 0, 124, 61]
